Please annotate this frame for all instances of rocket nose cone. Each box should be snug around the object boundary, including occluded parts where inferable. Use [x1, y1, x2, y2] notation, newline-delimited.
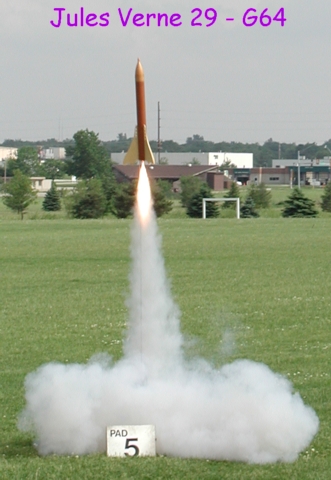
[135, 60, 144, 82]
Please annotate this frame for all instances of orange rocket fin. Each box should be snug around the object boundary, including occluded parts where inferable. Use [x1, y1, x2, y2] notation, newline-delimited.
[123, 126, 155, 165]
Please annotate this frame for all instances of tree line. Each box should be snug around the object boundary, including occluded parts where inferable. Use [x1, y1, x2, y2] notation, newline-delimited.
[0, 129, 173, 219]
[3, 134, 331, 167]
[2, 129, 331, 219]
[180, 178, 331, 218]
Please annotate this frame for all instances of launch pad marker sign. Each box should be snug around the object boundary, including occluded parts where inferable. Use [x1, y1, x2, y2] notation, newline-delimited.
[107, 425, 156, 457]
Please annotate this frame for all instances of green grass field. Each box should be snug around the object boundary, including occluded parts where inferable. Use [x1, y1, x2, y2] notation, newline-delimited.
[1, 190, 331, 479]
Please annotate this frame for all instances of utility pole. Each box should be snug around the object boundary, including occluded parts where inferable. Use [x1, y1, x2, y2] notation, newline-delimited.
[157, 101, 161, 164]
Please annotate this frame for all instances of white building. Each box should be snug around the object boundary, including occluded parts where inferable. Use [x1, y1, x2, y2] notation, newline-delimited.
[30, 177, 77, 193]
[30, 177, 52, 192]
[40, 147, 66, 160]
[111, 151, 253, 168]
[0, 146, 17, 162]
[207, 152, 253, 168]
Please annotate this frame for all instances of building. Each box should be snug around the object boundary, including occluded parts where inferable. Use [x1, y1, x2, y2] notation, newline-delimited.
[40, 147, 66, 160]
[207, 152, 253, 168]
[114, 163, 329, 190]
[30, 177, 52, 192]
[272, 157, 331, 168]
[228, 168, 290, 186]
[0, 146, 17, 162]
[111, 151, 253, 168]
[272, 157, 331, 185]
[229, 166, 330, 187]
[30, 177, 77, 193]
[113, 164, 230, 191]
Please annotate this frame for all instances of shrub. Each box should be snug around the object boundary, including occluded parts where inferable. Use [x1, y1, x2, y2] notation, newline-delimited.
[222, 182, 241, 209]
[42, 182, 61, 211]
[66, 179, 107, 219]
[151, 180, 173, 217]
[112, 182, 136, 219]
[2, 170, 37, 219]
[247, 183, 271, 208]
[112, 179, 173, 219]
[321, 182, 331, 212]
[240, 197, 259, 218]
[187, 183, 219, 218]
[282, 187, 318, 218]
[180, 176, 202, 208]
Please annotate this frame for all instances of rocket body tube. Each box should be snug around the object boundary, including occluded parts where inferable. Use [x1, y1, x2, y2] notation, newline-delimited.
[135, 61, 146, 162]
[123, 60, 155, 165]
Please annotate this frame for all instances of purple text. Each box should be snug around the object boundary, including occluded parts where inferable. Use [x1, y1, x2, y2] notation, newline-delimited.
[50, 7, 110, 28]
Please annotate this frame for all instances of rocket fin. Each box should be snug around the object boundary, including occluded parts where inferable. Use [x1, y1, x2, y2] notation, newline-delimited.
[123, 129, 139, 165]
[143, 126, 155, 164]
[123, 126, 155, 164]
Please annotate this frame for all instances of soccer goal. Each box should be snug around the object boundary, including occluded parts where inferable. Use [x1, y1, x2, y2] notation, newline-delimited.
[202, 198, 240, 220]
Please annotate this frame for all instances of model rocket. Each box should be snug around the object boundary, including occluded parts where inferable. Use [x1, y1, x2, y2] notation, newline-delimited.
[123, 60, 155, 165]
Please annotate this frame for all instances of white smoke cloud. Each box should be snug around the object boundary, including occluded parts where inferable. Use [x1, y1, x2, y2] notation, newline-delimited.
[18, 191, 319, 462]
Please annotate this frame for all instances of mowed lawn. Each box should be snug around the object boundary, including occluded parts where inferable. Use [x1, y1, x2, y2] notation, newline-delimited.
[1, 214, 331, 479]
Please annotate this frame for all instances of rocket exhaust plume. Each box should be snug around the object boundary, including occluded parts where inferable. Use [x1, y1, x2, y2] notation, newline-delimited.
[18, 93, 319, 465]
[136, 162, 152, 226]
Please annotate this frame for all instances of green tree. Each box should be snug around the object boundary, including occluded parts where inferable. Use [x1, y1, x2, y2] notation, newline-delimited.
[2, 170, 37, 219]
[40, 159, 67, 179]
[157, 140, 180, 152]
[10, 147, 41, 176]
[180, 176, 202, 208]
[222, 182, 241, 209]
[187, 183, 219, 218]
[219, 159, 236, 171]
[65, 129, 116, 212]
[154, 179, 173, 199]
[151, 180, 173, 217]
[103, 133, 131, 155]
[42, 182, 61, 211]
[189, 157, 201, 165]
[3, 157, 18, 177]
[65, 129, 113, 180]
[240, 197, 259, 218]
[65, 179, 107, 219]
[159, 157, 169, 165]
[99, 172, 117, 214]
[282, 187, 318, 217]
[248, 183, 272, 208]
[112, 182, 136, 218]
[112, 179, 173, 219]
[321, 182, 331, 212]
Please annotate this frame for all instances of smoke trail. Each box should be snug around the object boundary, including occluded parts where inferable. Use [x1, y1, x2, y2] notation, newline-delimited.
[18, 166, 319, 462]
[124, 194, 182, 376]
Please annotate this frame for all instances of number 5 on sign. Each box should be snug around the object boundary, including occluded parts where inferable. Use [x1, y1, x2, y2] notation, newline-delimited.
[107, 425, 156, 457]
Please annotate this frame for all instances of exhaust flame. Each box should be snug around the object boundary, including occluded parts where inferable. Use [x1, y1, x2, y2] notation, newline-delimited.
[137, 162, 151, 225]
